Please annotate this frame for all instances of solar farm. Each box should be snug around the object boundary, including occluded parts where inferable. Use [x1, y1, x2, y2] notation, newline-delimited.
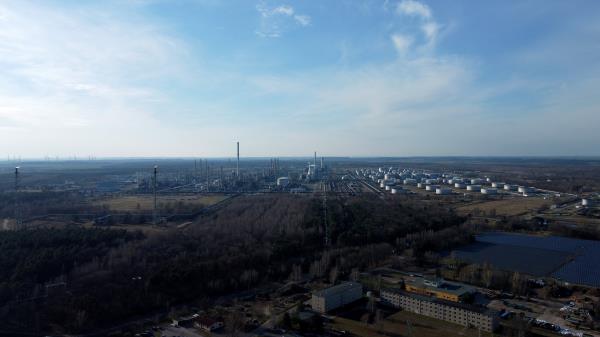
[452, 232, 600, 287]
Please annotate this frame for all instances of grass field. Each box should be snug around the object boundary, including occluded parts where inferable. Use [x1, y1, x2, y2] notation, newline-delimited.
[331, 311, 494, 337]
[455, 197, 550, 217]
[93, 194, 228, 211]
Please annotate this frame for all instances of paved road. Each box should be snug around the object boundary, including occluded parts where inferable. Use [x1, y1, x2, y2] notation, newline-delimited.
[162, 326, 206, 337]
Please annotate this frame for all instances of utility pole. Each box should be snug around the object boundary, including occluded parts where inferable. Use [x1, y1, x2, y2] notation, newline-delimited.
[152, 165, 158, 225]
[323, 182, 329, 248]
[14, 166, 22, 229]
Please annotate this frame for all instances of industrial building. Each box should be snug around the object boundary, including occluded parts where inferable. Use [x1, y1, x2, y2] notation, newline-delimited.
[310, 282, 363, 313]
[582, 199, 596, 207]
[381, 289, 498, 332]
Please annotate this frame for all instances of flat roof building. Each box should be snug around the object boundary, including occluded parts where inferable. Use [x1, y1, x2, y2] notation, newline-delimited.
[404, 278, 474, 303]
[311, 282, 363, 313]
[381, 288, 498, 332]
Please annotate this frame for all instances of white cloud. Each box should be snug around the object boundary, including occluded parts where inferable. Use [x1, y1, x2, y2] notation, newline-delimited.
[391, 33, 414, 55]
[392, 0, 441, 52]
[422, 21, 439, 42]
[272, 5, 294, 16]
[397, 0, 431, 20]
[0, 1, 192, 156]
[294, 14, 311, 26]
[255, 2, 311, 37]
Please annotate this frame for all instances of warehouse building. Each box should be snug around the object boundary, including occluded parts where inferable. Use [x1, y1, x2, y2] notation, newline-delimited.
[310, 282, 363, 313]
[381, 289, 498, 332]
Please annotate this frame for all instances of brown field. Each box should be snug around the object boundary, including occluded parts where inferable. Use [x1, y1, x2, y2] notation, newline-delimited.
[455, 197, 551, 217]
[331, 311, 493, 337]
[92, 194, 228, 211]
[542, 215, 600, 226]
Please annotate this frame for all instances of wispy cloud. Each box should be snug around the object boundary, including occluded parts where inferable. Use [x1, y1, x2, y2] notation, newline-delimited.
[255, 2, 311, 37]
[393, 0, 441, 51]
[391, 33, 413, 55]
[396, 0, 431, 19]
[0, 1, 190, 155]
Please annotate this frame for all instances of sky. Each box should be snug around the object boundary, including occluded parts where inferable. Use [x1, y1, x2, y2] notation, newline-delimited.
[0, 0, 599, 158]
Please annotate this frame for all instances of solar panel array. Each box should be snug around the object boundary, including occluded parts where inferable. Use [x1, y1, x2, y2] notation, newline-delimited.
[455, 232, 600, 287]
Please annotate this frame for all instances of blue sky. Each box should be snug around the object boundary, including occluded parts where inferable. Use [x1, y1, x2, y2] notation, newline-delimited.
[0, 0, 599, 157]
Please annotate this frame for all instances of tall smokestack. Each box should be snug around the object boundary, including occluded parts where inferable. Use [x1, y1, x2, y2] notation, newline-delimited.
[314, 151, 317, 168]
[236, 142, 240, 178]
[321, 156, 324, 169]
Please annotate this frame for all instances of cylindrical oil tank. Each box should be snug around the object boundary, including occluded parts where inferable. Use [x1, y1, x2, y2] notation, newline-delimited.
[436, 188, 452, 195]
[467, 185, 481, 192]
[481, 188, 497, 195]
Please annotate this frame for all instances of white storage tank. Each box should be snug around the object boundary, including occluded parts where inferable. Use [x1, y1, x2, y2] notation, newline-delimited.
[403, 178, 417, 185]
[491, 182, 505, 188]
[436, 187, 452, 195]
[504, 184, 517, 191]
[417, 183, 426, 189]
[481, 188, 497, 195]
[518, 186, 533, 193]
[455, 183, 466, 189]
[277, 177, 290, 187]
[467, 185, 481, 192]
[391, 187, 407, 194]
[426, 185, 439, 191]
[582, 199, 594, 207]
[471, 178, 483, 185]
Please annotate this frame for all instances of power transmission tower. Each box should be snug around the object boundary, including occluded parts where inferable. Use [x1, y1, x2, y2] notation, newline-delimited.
[14, 166, 22, 229]
[323, 182, 330, 247]
[152, 165, 158, 225]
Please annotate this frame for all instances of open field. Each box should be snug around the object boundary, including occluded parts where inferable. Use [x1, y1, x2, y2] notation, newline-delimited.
[92, 194, 228, 211]
[331, 311, 493, 337]
[455, 198, 551, 217]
